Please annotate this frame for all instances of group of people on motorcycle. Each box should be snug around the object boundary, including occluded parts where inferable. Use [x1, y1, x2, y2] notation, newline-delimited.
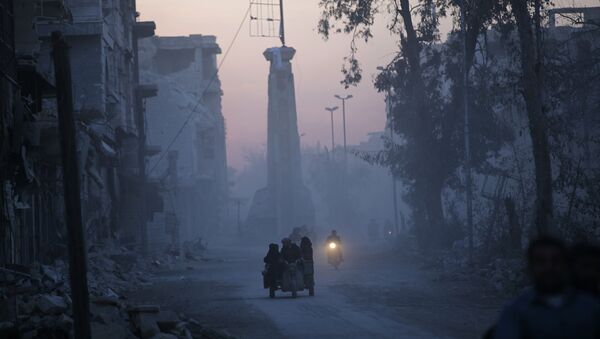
[263, 229, 342, 297]
[263, 236, 315, 296]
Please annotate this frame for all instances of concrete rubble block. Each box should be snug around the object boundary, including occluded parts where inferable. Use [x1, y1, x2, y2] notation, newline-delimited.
[91, 320, 131, 339]
[35, 294, 68, 314]
[149, 333, 178, 339]
[138, 314, 161, 339]
[127, 305, 161, 339]
[110, 253, 138, 271]
[40, 265, 62, 284]
[13, 279, 39, 295]
[155, 310, 181, 332]
[128, 305, 161, 313]
[92, 295, 122, 307]
[90, 302, 123, 326]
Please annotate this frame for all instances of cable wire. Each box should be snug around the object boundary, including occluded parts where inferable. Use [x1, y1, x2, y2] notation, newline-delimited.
[148, 4, 252, 174]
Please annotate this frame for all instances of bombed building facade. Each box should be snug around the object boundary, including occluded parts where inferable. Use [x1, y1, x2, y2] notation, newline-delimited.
[138, 35, 228, 249]
[0, 0, 227, 265]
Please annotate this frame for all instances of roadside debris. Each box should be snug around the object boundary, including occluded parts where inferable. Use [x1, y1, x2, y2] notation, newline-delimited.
[0, 243, 232, 339]
[423, 248, 527, 295]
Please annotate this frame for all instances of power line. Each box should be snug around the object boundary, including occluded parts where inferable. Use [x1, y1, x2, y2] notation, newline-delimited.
[148, 5, 252, 175]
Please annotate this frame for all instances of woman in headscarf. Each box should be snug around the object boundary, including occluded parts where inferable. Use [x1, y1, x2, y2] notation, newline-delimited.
[263, 243, 281, 288]
[300, 237, 313, 262]
[300, 237, 315, 296]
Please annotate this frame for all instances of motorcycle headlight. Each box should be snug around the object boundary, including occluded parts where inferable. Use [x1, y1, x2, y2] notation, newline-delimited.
[329, 242, 337, 249]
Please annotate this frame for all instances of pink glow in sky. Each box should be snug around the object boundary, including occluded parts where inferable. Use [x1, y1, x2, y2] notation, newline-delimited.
[138, 0, 397, 169]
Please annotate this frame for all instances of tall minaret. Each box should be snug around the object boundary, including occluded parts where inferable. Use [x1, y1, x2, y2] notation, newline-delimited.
[246, 46, 315, 237]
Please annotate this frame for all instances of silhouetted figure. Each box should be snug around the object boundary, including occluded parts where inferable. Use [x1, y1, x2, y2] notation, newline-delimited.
[280, 238, 301, 263]
[326, 230, 341, 244]
[301, 236, 315, 295]
[570, 242, 600, 296]
[300, 236, 314, 262]
[290, 227, 302, 244]
[263, 243, 281, 288]
[494, 236, 600, 339]
[326, 230, 343, 262]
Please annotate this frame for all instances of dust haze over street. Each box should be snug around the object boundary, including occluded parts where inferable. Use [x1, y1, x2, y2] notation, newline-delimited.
[3, 0, 600, 338]
[130, 238, 504, 339]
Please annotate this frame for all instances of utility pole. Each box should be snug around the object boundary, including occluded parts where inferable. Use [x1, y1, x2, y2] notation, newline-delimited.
[325, 106, 339, 156]
[334, 94, 353, 166]
[460, 1, 474, 261]
[231, 197, 245, 236]
[51, 31, 92, 339]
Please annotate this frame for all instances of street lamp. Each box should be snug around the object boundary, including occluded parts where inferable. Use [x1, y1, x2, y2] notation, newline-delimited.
[334, 94, 353, 163]
[324, 106, 339, 156]
[377, 65, 400, 236]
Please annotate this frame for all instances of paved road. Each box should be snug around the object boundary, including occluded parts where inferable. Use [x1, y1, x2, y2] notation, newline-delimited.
[129, 241, 503, 339]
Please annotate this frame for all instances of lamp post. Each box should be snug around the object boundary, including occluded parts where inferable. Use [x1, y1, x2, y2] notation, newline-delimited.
[325, 106, 339, 156]
[377, 66, 400, 235]
[334, 94, 353, 164]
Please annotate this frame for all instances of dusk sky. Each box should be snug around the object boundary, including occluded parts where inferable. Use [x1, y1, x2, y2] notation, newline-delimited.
[137, 0, 592, 170]
[138, 0, 397, 170]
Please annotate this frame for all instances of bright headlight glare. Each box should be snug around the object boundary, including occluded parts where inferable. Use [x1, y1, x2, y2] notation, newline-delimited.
[329, 242, 336, 249]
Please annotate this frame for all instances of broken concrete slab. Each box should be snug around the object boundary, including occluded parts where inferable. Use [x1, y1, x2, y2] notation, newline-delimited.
[35, 295, 68, 314]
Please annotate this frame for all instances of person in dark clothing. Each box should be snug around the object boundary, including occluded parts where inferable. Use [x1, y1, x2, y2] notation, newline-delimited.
[300, 236, 315, 295]
[494, 236, 600, 339]
[263, 243, 281, 288]
[280, 238, 301, 263]
[300, 236, 314, 262]
[264, 243, 280, 264]
[326, 230, 341, 244]
[570, 242, 600, 296]
[325, 230, 343, 261]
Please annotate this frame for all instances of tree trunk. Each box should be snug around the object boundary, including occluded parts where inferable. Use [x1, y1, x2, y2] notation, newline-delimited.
[504, 197, 522, 251]
[509, 0, 553, 235]
[397, 0, 436, 248]
[426, 180, 446, 247]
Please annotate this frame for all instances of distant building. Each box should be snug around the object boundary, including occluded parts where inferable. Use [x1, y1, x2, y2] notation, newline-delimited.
[139, 34, 228, 249]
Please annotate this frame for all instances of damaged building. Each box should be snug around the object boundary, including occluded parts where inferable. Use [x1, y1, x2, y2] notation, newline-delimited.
[1, 0, 159, 265]
[138, 35, 228, 252]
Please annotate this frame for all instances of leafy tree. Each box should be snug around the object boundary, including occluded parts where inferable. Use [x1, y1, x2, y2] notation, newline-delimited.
[318, 0, 510, 248]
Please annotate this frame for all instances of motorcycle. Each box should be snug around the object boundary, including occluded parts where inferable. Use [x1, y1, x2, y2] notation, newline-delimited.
[327, 241, 342, 269]
[265, 260, 313, 298]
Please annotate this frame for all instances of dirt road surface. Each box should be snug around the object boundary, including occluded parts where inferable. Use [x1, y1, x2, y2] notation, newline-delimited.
[129, 240, 505, 339]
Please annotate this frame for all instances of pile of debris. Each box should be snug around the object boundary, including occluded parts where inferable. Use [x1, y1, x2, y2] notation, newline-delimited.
[0, 244, 231, 339]
[423, 248, 527, 295]
[476, 257, 526, 294]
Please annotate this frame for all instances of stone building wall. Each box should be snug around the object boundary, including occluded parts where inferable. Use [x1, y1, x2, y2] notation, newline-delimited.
[139, 34, 228, 244]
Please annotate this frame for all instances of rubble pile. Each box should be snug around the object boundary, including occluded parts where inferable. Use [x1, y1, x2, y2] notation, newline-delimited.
[424, 249, 527, 294]
[0, 244, 230, 339]
[477, 258, 526, 294]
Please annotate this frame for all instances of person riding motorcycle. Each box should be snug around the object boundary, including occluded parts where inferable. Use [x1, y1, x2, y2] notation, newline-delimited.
[280, 238, 301, 263]
[326, 230, 342, 245]
[300, 236, 315, 296]
[263, 243, 282, 289]
[326, 230, 343, 262]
